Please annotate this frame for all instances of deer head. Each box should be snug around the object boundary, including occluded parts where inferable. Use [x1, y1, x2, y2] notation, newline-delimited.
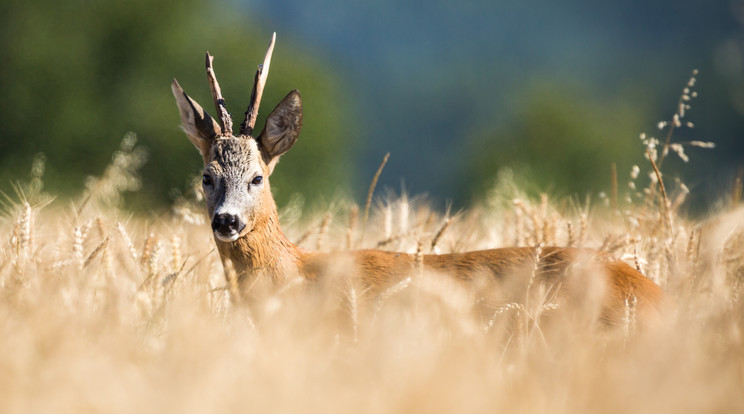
[172, 34, 303, 243]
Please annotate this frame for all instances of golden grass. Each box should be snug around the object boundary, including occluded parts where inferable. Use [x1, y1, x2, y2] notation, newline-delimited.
[2, 73, 743, 413]
[2, 173, 743, 413]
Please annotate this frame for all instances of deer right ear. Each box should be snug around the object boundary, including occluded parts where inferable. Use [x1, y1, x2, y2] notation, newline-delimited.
[257, 90, 303, 173]
[171, 79, 221, 160]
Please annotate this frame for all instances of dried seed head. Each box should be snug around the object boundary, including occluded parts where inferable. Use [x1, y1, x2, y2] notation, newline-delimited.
[347, 285, 358, 343]
[171, 235, 182, 273]
[116, 222, 139, 266]
[430, 216, 452, 253]
[316, 213, 332, 251]
[670, 143, 689, 162]
[414, 241, 424, 275]
[630, 165, 640, 179]
[346, 204, 359, 249]
[383, 204, 392, 239]
[398, 196, 409, 234]
[141, 233, 155, 267]
[19, 203, 32, 256]
[689, 141, 715, 149]
[566, 221, 575, 247]
[30, 153, 46, 193]
[95, 217, 106, 239]
[484, 302, 524, 332]
[147, 241, 162, 277]
[374, 276, 412, 316]
[73, 222, 91, 266]
[623, 295, 638, 336]
[645, 147, 658, 162]
[648, 171, 659, 184]
[83, 236, 111, 268]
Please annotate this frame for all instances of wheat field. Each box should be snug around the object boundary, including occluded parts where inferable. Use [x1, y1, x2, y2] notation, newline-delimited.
[3, 77, 744, 413]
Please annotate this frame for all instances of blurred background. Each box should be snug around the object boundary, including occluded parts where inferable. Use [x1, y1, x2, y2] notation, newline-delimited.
[0, 0, 742, 213]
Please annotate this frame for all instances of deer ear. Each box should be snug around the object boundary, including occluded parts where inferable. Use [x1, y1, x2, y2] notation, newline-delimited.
[172, 79, 221, 161]
[257, 90, 302, 172]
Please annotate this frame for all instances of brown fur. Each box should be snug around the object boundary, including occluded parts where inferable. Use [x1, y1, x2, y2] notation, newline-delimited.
[215, 183, 663, 324]
[172, 43, 664, 327]
[300, 247, 664, 324]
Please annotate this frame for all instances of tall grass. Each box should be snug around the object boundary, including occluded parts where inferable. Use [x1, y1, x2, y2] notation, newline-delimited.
[1, 75, 743, 413]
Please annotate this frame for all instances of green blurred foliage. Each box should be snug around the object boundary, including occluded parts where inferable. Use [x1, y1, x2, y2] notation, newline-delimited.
[0, 0, 356, 209]
[464, 82, 648, 201]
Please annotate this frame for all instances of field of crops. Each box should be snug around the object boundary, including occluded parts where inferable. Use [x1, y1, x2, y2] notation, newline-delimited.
[2, 81, 743, 412]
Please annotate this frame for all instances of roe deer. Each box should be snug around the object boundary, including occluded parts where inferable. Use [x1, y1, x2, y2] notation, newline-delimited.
[171, 33, 663, 325]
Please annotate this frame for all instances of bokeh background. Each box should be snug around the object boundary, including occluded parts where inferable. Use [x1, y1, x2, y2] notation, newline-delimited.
[1, 0, 742, 212]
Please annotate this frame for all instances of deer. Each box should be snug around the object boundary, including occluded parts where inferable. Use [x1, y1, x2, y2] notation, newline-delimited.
[171, 33, 664, 325]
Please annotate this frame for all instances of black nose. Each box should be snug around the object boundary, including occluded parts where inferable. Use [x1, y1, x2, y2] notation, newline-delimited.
[211, 213, 243, 234]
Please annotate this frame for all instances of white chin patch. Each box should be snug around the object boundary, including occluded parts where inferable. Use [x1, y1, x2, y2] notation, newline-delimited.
[214, 232, 240, 242]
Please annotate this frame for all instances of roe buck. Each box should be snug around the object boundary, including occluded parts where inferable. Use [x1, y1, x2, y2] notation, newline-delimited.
[172, 33, 663, 324]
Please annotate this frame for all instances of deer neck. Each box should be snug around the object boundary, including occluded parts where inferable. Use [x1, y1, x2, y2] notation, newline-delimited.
[215, 197, 303, 283]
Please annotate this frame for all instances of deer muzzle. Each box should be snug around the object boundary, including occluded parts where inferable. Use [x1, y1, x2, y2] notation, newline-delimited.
[211, 212, 245, 242]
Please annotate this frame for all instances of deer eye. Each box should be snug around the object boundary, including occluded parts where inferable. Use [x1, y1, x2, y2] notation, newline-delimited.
[251, 176, 263, 186]
[202, 174, 213, 186]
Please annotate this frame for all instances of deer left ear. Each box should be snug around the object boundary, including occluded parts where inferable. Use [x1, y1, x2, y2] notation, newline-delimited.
[172, 79, 221, 161]
[257, 90, 302, 173]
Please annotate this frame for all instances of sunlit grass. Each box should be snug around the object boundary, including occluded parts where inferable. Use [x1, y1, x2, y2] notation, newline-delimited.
[1, 72, 742, 413]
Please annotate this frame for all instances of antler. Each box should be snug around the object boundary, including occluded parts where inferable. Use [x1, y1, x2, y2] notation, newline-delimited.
[205, 53, 233, 135]
[240, 32, 276, 136]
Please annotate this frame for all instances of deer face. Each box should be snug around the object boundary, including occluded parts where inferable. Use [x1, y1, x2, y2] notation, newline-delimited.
[171, 79, 302, 243]
[202, 138, 266, 241]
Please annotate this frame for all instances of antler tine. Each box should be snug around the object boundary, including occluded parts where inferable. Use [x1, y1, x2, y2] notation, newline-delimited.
[205, 53, 233, 135]
[240, 32, 276, 136]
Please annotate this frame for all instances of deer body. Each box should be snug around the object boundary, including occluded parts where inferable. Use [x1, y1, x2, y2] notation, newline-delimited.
[172, 34, 663, 324]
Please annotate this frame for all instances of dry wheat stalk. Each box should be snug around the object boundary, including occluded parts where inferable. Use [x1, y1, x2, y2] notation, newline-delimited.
[414, 240, 424, 277]
[19, 202, 32, 256]
[316, 213, 332, 251]
[383, 204, 393, 240]
[484, 302, 524, 332]
[623, 295, 638, 338]
[73, 222, 91, 268]
[147, 240, 162, 278]
[348, 285, 359, 343]
[373, 276, 411, 318]
[430, 216, 452, 253]
[578, 211, 588, 247]
[95, 217, 106, 239]
[83, 236, 111, 268]
[116, 222, 139, 267]
[346, 204, 359, 249]
[567, 221, 575, 247]
[524, 243, 543, 309]
[171, 235, 182, 274]
[141, 233, 155, 268]
[361, 152, 390, 244]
